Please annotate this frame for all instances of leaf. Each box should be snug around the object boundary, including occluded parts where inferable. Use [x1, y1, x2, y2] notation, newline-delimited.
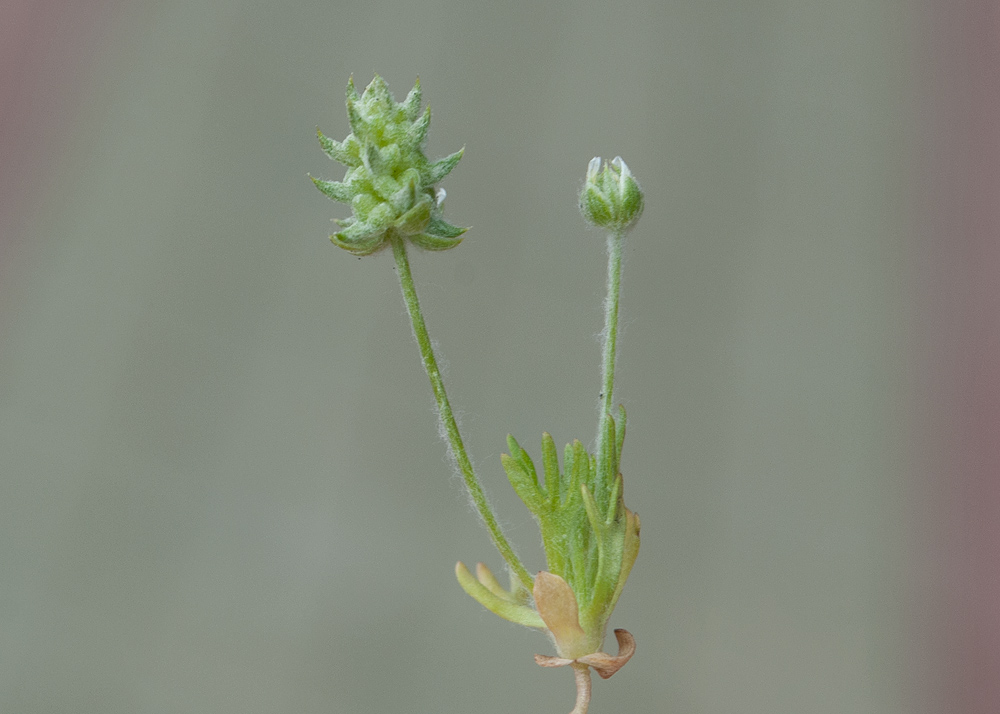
[506, 434, 538, 486]
[541, 432, 560, 507]
[569, 440, 588, 497]
[614, 405, 627, 463]
[608, 509, 640, 612]
[501, 452, 542, 513]
[533, 571, 590, 658]
[455, 562, 545, 628]
[580, 483, 603, 540]
[474, 562, 509, 600]
[606, 473, 623, 524]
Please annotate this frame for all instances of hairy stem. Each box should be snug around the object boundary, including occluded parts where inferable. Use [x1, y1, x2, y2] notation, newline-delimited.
[595, 228, 625, 496]
[570, 663, 593, 714]
[391, 234, 533, 588]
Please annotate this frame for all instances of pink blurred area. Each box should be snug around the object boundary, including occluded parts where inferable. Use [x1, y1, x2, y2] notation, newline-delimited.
[919, 2, 1000, 714]
[0, 0, 117, 262]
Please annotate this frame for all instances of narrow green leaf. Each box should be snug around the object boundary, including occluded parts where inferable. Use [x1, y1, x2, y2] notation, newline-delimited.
[562, 443, 575, 498]
[606, 473, 623, 525]
[608, 510, 640, 611]
[580, 483, 604, 539]
[509, 570, 532, 605]
[569, 520, 587, 592]
[597, 412, 617, 506]
[506, 434, 538, 487]
[569, 440, 588, 499]
[541, 433, 559, 507]
[615, 405, 627, 465]
[474, 562, 510, 600]
[456, 562, 545, 628]
[501, 452, 542, 513]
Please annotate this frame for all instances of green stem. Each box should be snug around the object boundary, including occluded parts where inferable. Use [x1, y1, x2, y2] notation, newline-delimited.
[391, 234, 534, 588]
[595, 229, 624, 495]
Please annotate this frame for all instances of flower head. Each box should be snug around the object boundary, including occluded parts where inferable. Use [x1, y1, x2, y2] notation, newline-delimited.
[311, 75, 468, 255]
[579, 156, 644, 232]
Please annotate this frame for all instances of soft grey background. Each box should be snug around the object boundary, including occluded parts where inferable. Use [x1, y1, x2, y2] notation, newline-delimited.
[0, 1, 914, 712]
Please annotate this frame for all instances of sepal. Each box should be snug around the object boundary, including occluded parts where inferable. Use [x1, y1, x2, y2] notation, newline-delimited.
[317, 129, 358, 166]
[331, 220, 384, 255]
[426, 148, 464, 184]
[408, 106, 432, 148]
[401, 78, 422, 121]
[310, 175, 352, 203]
[424, 216, 468, 239]
[579, 156, 644, 232]
[409, 231, 464, 251]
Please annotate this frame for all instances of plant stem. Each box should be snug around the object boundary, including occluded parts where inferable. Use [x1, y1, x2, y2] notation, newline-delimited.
[391, 234, 534, 588]
[570, 663, 592, 714]
[595, 228, 625, 494]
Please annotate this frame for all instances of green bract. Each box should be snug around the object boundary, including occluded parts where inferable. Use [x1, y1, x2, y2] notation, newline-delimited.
[579, 156, 644, 233]
[311, 75, 468, 255]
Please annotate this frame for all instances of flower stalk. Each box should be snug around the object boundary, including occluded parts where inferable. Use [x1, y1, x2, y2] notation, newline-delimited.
[391, 233, 533, 588]
[595, 228, 624, 500]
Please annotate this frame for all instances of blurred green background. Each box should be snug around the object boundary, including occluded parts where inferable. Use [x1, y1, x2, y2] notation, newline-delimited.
[0, 1, 915, 712]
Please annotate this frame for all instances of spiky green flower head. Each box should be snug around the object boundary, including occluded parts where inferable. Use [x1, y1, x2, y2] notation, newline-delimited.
[579, 156, 644, 233]
[311, 75, 468, 255]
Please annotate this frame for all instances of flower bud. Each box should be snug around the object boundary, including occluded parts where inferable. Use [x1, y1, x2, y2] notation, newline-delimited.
[579, 156, 644, 232]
